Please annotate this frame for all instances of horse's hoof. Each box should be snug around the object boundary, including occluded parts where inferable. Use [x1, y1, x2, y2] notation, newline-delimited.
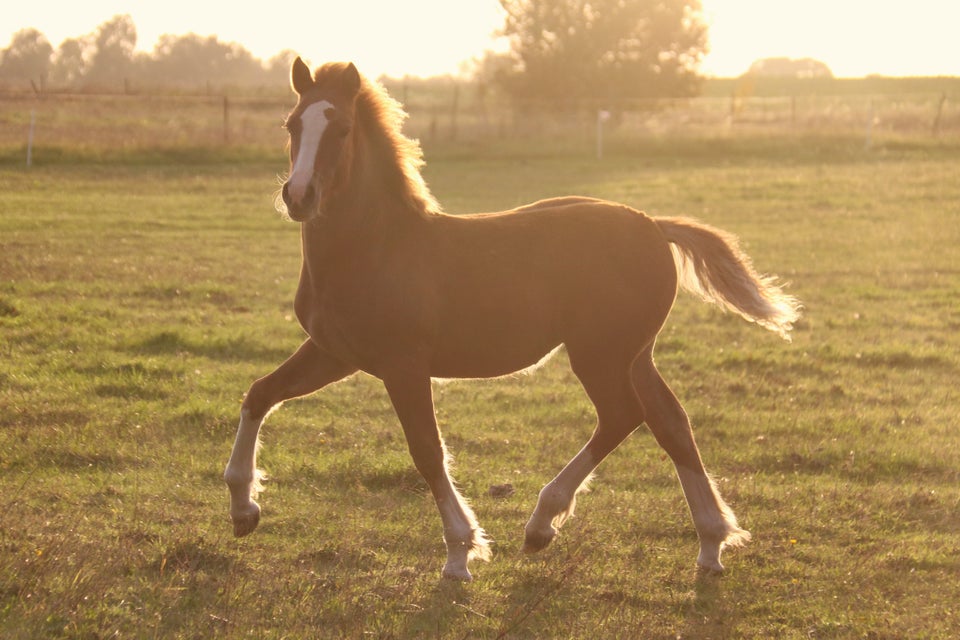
[521, 528, 555, 554]
[231, 504, 261, 537]
[696, 545, 726, 573]
[696, 552, 725, 574]
[441, 565, 473, 582]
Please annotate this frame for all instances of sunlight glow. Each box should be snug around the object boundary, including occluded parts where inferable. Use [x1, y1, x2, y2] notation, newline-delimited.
[2, 0, 959, 78]
[699, 0, 960, 77]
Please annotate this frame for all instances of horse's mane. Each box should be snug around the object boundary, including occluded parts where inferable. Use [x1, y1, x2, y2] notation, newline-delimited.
[319, 63, 440, 215]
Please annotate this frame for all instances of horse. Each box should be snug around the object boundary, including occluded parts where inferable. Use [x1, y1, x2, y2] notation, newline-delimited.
[223, 58, 801, 581]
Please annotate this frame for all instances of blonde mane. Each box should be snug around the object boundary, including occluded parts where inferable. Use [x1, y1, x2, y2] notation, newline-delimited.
[350, 70, 441, 215]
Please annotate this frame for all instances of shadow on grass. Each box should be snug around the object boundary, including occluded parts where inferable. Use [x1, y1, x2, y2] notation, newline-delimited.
[133, 329, 292, 363]
[396, 579, 473, 638]
[153, 537, 236, 575]
[747, 450, 956, 482]
[4, 446, 132, 472]
[676, 570, 741, 639]
[0, 407, 91, 429]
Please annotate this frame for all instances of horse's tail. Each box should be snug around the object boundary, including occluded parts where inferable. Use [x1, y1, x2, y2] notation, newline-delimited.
[656, 217, 802, 340]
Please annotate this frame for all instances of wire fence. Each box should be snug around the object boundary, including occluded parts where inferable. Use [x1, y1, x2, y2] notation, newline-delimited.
[1, 87, 957, 162]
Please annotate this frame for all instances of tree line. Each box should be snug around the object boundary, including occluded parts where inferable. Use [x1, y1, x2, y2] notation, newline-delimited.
[0, 15, 294, 93]
[2, 2, 713, 101]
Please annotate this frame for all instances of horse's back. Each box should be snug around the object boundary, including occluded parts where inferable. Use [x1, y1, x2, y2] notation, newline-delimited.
[442, 197, 677, 301]
[423, 198, 678, 370]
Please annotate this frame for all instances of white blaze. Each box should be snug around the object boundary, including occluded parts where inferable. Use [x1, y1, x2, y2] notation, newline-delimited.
[287, 100, 333, 204]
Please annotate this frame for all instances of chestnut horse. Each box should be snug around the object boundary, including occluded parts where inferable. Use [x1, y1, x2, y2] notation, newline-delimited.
[224, 58, 801, 581]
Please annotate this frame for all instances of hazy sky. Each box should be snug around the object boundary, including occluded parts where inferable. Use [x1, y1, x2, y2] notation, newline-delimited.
[2, 0, 958, 78]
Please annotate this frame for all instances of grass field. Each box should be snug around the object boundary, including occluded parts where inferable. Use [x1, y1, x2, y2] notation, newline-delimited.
[1, 133, 959, 638]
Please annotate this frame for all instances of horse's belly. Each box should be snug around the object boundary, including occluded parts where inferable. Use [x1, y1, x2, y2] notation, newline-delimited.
[429, 338, 561, 379]
[431, 345, 562, 381]
[427, 311, 561, 379]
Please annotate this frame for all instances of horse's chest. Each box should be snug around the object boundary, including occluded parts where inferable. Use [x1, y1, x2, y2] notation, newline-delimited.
[294, 269, 423, 371]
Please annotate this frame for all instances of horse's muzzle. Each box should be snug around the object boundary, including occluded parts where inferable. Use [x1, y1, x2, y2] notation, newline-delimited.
[281, 180, 319, 222]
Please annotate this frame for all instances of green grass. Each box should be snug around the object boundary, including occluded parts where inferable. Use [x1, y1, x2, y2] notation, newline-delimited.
[1, 134, 959, 638]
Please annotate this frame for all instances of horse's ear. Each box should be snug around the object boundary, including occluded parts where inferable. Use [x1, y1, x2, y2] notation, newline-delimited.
[343, 62, 361, 96]
[291, 56, 313, 95]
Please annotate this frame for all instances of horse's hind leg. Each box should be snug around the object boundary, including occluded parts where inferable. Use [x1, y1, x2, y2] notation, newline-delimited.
[631, 348, 750, 572]
[224, 339, 357, 537]
[524, 352, 644, 553]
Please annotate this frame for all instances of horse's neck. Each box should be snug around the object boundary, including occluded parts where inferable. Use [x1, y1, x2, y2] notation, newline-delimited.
[333, 129, 424, 230]
[301, 139, 420, 271]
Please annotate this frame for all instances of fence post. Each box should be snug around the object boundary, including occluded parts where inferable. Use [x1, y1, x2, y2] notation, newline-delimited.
[449, 81, 459, 141]
[596, 109, 611, 160]
[932, 93, 946, 137]
[26, 109, 36, 167]
[223, 96, 230, 144]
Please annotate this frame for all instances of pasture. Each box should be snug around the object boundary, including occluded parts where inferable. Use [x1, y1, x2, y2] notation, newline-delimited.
[1, 131, 959, 638]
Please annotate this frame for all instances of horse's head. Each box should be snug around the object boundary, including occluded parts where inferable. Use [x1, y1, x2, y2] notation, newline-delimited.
[280, 58, 361, 221]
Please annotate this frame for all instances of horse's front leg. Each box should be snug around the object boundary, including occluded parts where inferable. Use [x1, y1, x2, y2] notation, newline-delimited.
[382, 368, 491, 581]
[225, 339, 357, 536]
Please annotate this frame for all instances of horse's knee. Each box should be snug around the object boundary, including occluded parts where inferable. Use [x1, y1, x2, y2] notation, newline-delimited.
[241, 378, 276, 419]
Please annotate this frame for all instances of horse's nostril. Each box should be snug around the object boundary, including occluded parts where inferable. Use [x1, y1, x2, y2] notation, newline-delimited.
[280, 180, 318, 221]
[282, 180, 316, 209]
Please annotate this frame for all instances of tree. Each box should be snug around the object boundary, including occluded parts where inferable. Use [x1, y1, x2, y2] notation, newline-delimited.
[0, 29, 53, 88]
[266, 50, 300, 85]
[49, 38, 90, 87]
[494, 0, 708, 104]
[85, 15, 137, 87]
[148, 33, 268, 88]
